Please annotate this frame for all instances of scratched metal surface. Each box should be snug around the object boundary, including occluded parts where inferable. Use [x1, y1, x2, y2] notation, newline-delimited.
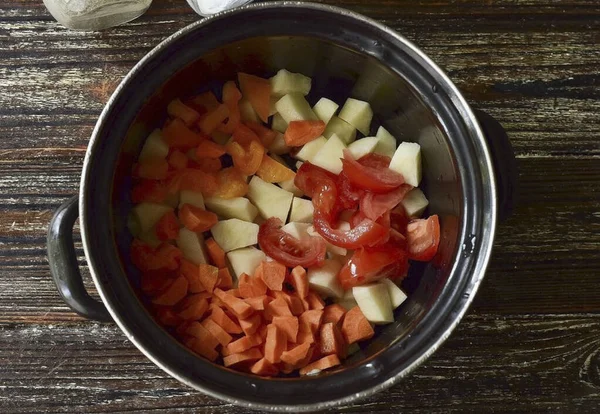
[1, 0, 599, 412]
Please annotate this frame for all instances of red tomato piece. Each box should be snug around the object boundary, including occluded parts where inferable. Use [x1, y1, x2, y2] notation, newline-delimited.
[294, 162, 339, 219]
[313, 212, 389, 249]
[341, 150, 404, 193]
[338, 244, 409, 289]
[336, 172, 365, 210]
[406, 215, 440, 261]
[358, 153, 391, 169]
[359, 184, 413, 221]
[390, 205, 409, 235]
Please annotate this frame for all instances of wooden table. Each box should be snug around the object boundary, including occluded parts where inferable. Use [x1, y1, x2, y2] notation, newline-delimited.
[1, 0, 599, 412]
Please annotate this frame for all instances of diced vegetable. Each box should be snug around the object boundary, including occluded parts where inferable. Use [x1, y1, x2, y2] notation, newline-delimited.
[281, 221, 311, 240]
[271, 112, 288, 133]
[238, 73, 271, 123]
[167, 99, 201, 126]
[131, 203, 173, 234]
[227, 246, 266, 279]
[275, 93, 318, 123]
[406, 215, 440, 261]
[374, 126, 397, 158]
[256, 154, 296, 183]
[204, 197, 258, 222]
[284, 120, 326, 146]
[289, 197, 314, 223]
[401, 188, 429, 218]
[179, 190, 205, 210]
[352, 283, 394, 324]
[268, 132, 291, 155]
[322, 116, 356, 145]
[389, 142, 422, 187]
[139, 129, 169, 161]
[247, 176, 294, 223]
[338, 98, 373, 136]
[294, 136, 327, 162]
[310, 133, 347, 175]
[341, 306, 374, 344]
[205, 238, 227, 268]
[211, 218, 259, 252]
[278, 179, 303, 197]
[307, 259, 344, 299]
[313, 97, 339, 125]
[380, 278, 407, 308]
[179, 203, 218, 232]
[347, 136, 379, 160]
[176, 228, 209, 265]
[270, 69, 312, 96]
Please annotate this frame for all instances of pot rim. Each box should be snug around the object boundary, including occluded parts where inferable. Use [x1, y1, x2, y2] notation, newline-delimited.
[80, 2, 497, 411]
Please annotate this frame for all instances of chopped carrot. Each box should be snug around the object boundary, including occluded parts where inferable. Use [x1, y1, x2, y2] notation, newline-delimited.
[322, 304, 347, 326]
[163, 118, 205, 149]
[177, 295, 209, 321]
[238, 73, 271, 123]
[223, 347, 262, 367]
[289, 266, 309, 298]
[219, 81, 242, 134]
[196, 140, 226, 159]
[202, 317, 233, 346]
[179, 259, 205, 293]
[245, 121, 278, 148]
[255, 154, 296, 183]
[167, 168, 219, 196]
[198, 263, 219, 293]
[179, 203, 218, 232]
[260, 261, 286, 291]
[264, 324, 287, 364]
[238, 273, 268, 298]
[227, 288, 241, 297]
[244, 295, 271, 311]
[306, 291, 325, 310]
[341, 306, 374, 345]
[155, 306, 182, 327]
[199, 104, 229, 135]
[226, 139, 265, 176]
[210, 306, 243, 334]
[140, 271, 173, 295]
[267, 297, 292, 317]
[226, 333, 263, 354]
[288, 295, 305, 316]
[239, 313, 262, 336]
[300, 297, 311, 312]
[232, 123, 261, 146]
[185, 337, 219, 362]
[217, 267, 233, 289]
[284, 120, 326, 146]
[186, 321, 219, 349]
[167, 98, 201, 126]
[155, 211, 179, 241]
[272, 315, 299, 343]
[205, 238, 226, 268]
[214, 288, 254, 319]
[299, 354, 341, 376]
[195, 157, 222, 174]
[296, 327, 315, 344]
[133, 158, 169, 180]
[213, 167, 249, 199]
[131, 179, 167, 203]
[168, 150, 189, 170]
[300, 309, 324, 335]
[250, 357, 279, 376]
[319, 322, 347, 357]
[151, 275, 188, 306]
[187, 91, 219, 113]
[280, 341, 311, 366]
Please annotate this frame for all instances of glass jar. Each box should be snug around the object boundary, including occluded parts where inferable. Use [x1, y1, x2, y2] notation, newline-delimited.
[185, 0, 253, 17]
[43, 0, 152, 30]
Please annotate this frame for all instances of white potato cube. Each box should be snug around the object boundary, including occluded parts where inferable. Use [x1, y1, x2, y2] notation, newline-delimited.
[352, 283, 394, 324]
[311, 133, 347, 174]
[295, 136, 327, 162]
[239, 98, 259, 123]
[389, 142, 422, 187]
[374, 126, 397, 158]
[227, 247, 266, 279]
[271, 69, 312, 96]
[210, 219, 259, 252]
[271, 113, 288, 133]
[401, 188, 429, 218]
[177, 228, 209, 265]
[269, 97, 279, 116]
[204, 197, 259, 222]
[336, 289, 358, 311]
[338, 98, 373, 136]
[290, 197, 314, 223]
[247, 176, 294, 222]
[268, 132, 291, 155]
[323, 116, 357, 145]
[139, 129, 168, 161]
[279, 179, 303, 197]
[282, 222, 311, 240]
[307, 259, 344, 299]
[131, 203, 172, 234]
[313, 98, 339, 125]
[275, 93, 318, 123]
[380, 278, 407, 308]
[179, 190, 205, 210]
[347, 137, 380, 160]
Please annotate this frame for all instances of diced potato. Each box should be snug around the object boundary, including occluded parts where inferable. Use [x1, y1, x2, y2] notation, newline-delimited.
[311, 133, 347, 174]
[281, 222, 311, 240]
[179, 190, 205, 210]
[401, 188, 429, 218]
[380, 278, 407, 308]
[323, 116, 357, 145]
[313, 97, 339, 125]
[295, 136, 327, 162]
[307, 222, 349, 257]
[289, 197, 314, 223]
[275, 93, 318, 123]
[268, 132, 291, 155]
[167, 99, 200, 126]
[296, 160, 304, 170]
[139, 129, 168, 161]
[270, 69, 312, 96]
[239, 98, 259, 123]
[374, 126, 396, 158]
[336, 289, 358, 310]
[131, 203, 172, 234]
[247, 176, 294, 223]
[210, 219, 259, 252]
[279, 179, 303, 197]
[307, 259, 344, 299]
[347, 136, 379, 160]
[227, 247, 266, 279]
[271, 112, 288, 133]
[177, 228, 209, 265]
[389, 142, 422, 187]
[338, 98, 373, 136]
[204, 197, 259, 222]
[352, 283, 394, 324]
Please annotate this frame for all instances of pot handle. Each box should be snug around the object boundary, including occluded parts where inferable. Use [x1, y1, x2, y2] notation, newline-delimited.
[47, 196, 112, 322]
[473, 109, 518, 222]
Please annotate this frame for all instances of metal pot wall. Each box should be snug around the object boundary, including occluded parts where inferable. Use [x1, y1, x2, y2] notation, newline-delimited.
[47, 2, 517, 411]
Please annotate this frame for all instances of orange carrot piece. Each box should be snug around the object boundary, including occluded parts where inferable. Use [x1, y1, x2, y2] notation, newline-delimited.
[213, 167, 249, 199]
[179, 259, 205, 293]
[227, 288, 241, 297]
[341, 306, 374, 345]
[131, 179, 167, 203]
[245, 121, 278, 148]
[296, 326, 315, 344]
[226, 139, 265, 176]
[167, 168, 219, 196]
[140, 271, 174, 295]
[131, 240, 181, 272]
[267, 297, 292, 317]
[219, 81, 242, 134]
[284, 120, 326, 146]
[272, 315, 299, 343]
[300, 309, 324, 335]
[250, 357, 279, 376]
[179, 203, 218, 232]
[280, 341, 311, 366]
[290, 266, 309, 298]
[255, 154, 296, 183]
[195, 157, 223, 174]
[288, 295, 305, 316]
[133, 158, 169, 180]
[323, 304, 347, 326]
[319, 322, 347, 357]
[155, 306, 182, 327]
[186, 321, 220, 349]
[306, 292, 325, 310]
[223, 347, 262, 367]
[299, 354, 341, 376]
[205, 238, 227, 268]
[214, 288, 254, 319]
[199, 104, 229, 135]
[168, 150, 189, 170]
[226, 333, 263, 354]
[238, 73, 271, 123]
[185, 337, 219, 362]
[177, 295, 209, 321]
[151, 275, 188, 306]
[238, 273, 269, 298]
[210, 306, 243, 334]
[187, 91, 219, 113]
[260, 261, 286, 291]
[163, 118, 205, 150]
[202, 317, 233, 346]
[264, 324, 287, 364]
[155, 211, 179, 241]
[217, 267, 233, 289]
[198, 263, 219, 293]
[167, 99, 201, 126]
[196, 140, 227, 159]
[232, 123, 261, 146]
[244, 295, 271, 311]
[239, 313, 262, 336]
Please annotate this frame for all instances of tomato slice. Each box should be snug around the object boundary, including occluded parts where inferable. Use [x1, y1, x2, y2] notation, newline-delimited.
[294, 162, 339, 219]
[359, 184, 413, 221]
[338, 244, 409, 289]
[337, 171, 365, 210]
[313, 212, 389, 249]
[390, 205, 409, 235]
[358, 153, 391, 169]
[406, 215, 440, 261]
[257, 217, 327, 268]
[340, 150, 404, 193]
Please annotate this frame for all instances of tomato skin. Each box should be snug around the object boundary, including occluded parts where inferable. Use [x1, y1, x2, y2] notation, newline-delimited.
[337, 172, 365, 210]
[359, 184, 413, 221]
[257, 217, 327, 268]
[313, 212, 389, 249]
[390, 205, 409, 235]
[341, 150, 404, 193]
[294, 162, 339, 219]
[358, 153, 391, 169]
[338, 244, 409, 289]
[406, 215, 441, 261]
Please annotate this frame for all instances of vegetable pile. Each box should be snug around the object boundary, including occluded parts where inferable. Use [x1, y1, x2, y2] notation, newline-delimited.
[127, 69, 440, 377]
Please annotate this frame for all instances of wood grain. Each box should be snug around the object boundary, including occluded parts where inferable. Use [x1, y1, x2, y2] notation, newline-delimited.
[1, 0, 599, 412]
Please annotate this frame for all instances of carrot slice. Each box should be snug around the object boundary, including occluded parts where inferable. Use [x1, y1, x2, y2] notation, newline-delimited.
[245, 121, 278, 148]
[250, 357, 279, 376]
[205, 238, 226, 268]
[187, 91, 219, 113]
[179, 259, 205, 293]
[238, 73, 271, 123]
[198, 263, 219, 293]
[186, 321, 220, 349]
[155, 210, 179, 241]
[287, 295, 305, 316]
[179, 203, 218, 232]
[226, 333, 263, 354]
[217, 267, 233, 289]
[194, 157, 222, 174]
[341, 306, 374, 345]
[260, 261, 286, 291]
[272, 315, 299, 343]
[239, 313, 262, 336]
[322, 304, 346, 326]
[133, 158, 169, 180]
[141, 271, 174, 295]
[202, 317, 233, 346]
[167, 168, 219, 196]
[213, 167, 249, 199]
[223, 347, 263, 367]
[289, 266, 309, 298]
[226, 139, 265, 176]
[280, 341, 311, 366]
[238, 273, 269, 298]
[306, 291, 325, 310]
[163, 118, 205, 149]
[296, 326, 315, 344]
[177, 295, 209, 321]
[198, 104, 229, 135]
[267, 297, 292, 317]
[155, 306, 182, 327]
[131, 241, 182, 272]
[300, 309, 324, 335]
[168, 150, 189, 170]
[210, 306, 243, 334]
[219, 81, 242, 134]
[185, 337, 219, 362]
[284, 120, 326, 146]
[167, 98, 201, 126]
[264, 323, 287, 363]
[319, 322, 347, 357]
[214, 288, 254, 319]
[299, 354, 341, 376]
[151, 275, 188, 306]
[256, 154, 296, 183]
[232, 123, 261, 146]
[300, 297, 311, 312]
[196, 140, 227, 159]
[244, 295, 271, 311]
[131, 179, 167, 203]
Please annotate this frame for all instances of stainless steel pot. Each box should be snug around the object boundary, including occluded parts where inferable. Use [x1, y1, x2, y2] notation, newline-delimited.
[47, 2, 517, 411]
